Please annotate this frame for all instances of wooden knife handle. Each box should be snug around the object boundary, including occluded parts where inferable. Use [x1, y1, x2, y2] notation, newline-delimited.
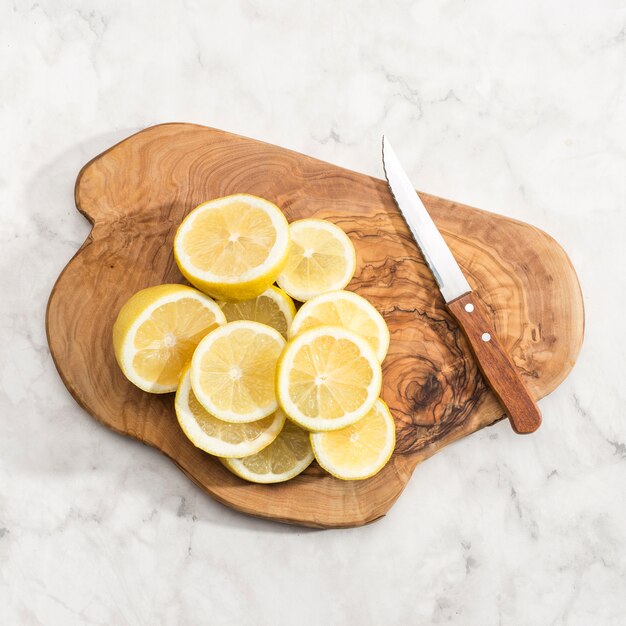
[447, 292, 542, 434]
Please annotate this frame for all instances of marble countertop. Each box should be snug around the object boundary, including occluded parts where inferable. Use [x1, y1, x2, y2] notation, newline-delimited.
[2, 1, 625, 624]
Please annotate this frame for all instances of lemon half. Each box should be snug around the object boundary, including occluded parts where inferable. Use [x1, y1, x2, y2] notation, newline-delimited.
[112, 284, 225, 393]
[174, 194, 290, 301]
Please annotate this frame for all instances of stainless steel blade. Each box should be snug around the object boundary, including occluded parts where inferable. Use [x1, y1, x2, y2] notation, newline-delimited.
[382, 136, 471, 303]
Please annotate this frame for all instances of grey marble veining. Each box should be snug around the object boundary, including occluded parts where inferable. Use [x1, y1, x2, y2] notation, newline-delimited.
[1, 1, 625, 624]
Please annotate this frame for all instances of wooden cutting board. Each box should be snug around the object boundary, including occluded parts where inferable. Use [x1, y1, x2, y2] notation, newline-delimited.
[46, 123, 584, 528]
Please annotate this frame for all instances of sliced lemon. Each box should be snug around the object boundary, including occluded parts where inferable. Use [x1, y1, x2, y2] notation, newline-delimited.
[191, 320, 285, 423]
[277, 326, 382, 431]
[311, 399, 396, 480]
[112, 284, 225, 393]
[175, 367, 285, 458]
[174, 194, 290, 301]
[276, 218, 356, 301]
[289, 290, 389, 362]
[218, 286, 296, 339]
[221, 420, 314, 483]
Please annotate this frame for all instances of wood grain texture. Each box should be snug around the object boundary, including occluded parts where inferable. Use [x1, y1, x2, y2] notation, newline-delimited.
[447, 292, 542, 434]
[46, 123, 584, 528]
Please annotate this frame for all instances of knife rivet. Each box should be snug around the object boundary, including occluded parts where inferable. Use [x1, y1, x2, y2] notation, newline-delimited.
[482, 333, 491, 342]
[464, 303, 474, 313]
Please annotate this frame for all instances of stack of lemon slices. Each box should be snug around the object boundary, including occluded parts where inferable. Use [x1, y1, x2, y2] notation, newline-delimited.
[113, 194, 395, 483]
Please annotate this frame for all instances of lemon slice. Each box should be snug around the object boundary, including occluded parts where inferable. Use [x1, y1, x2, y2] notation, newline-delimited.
[276, 218, 356, 301]
[175, 367, 285, 458]
[174, 194, 290, 301]
[277, 326, 382, 431]
[191, 320, 285, 423]
[311, 399, 395, 480]
[221, 420, 314, 483]
[112, 284, 225, 393]
[218, 286, 296, 339]
[289, 290, 389, 362]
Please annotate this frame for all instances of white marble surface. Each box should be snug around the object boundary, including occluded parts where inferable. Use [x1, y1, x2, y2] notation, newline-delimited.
[1, 1, 625, 624]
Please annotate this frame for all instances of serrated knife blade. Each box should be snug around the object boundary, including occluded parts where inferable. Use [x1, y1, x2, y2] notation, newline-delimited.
[381, 136, 542, 434]
[382, 136, 471, 302]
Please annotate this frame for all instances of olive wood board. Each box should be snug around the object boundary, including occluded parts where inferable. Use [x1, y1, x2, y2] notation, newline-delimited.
[46, 123, 584, 528]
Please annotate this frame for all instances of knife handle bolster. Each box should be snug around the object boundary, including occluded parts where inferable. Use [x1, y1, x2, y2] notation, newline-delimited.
[447, 292, 542, 434]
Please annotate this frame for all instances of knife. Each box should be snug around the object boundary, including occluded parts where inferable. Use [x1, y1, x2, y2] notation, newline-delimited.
[382, 137, 542, 434]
